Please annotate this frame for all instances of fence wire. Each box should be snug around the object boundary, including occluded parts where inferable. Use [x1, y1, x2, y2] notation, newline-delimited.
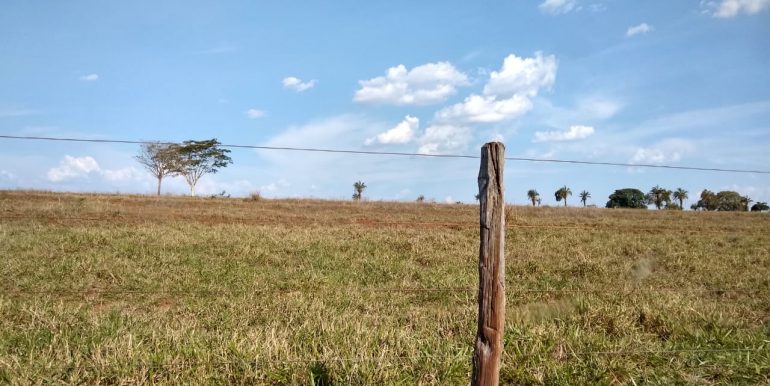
[2, 134, 769, 174]
[0, 214, 762, 236]
[2, 286, 766, 297]
[1, 346, 765, 372]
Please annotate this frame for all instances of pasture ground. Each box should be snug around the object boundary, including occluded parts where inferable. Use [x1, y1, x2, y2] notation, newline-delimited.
[1, 190, 769, 384]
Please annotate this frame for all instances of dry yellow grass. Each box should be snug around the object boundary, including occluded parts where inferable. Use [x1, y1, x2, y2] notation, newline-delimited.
[1, 190, 769, 384]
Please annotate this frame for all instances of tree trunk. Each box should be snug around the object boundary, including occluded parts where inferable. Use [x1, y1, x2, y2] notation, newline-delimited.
[190, 184, 195, 197]
[156, 176, 162, 196]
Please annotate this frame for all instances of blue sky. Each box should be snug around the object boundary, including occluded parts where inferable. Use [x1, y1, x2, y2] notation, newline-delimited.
[1, 0, 769, 206]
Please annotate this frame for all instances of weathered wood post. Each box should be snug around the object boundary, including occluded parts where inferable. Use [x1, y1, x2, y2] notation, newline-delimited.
[472, 142, 505, 385]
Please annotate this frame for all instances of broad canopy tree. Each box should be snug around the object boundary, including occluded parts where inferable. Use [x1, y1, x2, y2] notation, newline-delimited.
[136, 138, 233, 196]
[694, 189, 718, 211]
[173, 139, 233, 196]
[715, 191, 745, 211]
[693, 189, 750, 211]
[135, 142, 179, 196]
[741, 195, 753, 211]
[606, 188, 647, 209]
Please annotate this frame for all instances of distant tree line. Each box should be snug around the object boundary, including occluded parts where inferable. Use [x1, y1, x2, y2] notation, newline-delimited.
[523, 185, 768, 212]
[691, 189, 763, 212]
[524, 188, 591, 208]
[603, 187, 764, 211]
[133, 143, 769, 213]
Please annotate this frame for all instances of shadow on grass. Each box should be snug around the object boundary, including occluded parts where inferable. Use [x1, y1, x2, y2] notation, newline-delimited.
[310, 361, 332, 385]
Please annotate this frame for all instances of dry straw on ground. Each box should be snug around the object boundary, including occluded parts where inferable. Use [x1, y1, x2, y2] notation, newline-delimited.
[0, 191, 768, 384]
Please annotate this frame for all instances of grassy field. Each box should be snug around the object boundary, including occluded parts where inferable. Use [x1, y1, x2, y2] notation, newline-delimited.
[1, 190, 769, 384]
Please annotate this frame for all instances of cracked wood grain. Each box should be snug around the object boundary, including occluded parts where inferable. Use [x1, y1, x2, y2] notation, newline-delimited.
[472, 142, 506, 385]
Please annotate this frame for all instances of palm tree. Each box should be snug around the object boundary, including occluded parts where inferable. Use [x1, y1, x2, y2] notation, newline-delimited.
[554, 186, 572, 207]
[579, 190, 591, 207]
[673, 188, 688, 210]
[526, 189, 539, 207]
[352, 181, 366, 201]
[647, 185, 672, 210]
[741, 195, 753, 211]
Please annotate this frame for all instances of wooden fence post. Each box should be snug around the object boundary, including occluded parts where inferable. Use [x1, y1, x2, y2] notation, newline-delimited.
[472, 142, 506, 385]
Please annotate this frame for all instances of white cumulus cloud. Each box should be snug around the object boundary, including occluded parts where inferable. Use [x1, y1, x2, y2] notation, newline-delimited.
[435, 94, 533, 123]
[354, 62, 469, 105]
[79, 74, 99, 81]
[417, 125, 472, 155]
[47, 156, 147, 183]
[435, 53, 556, 124]
[704, 0, 770, 17]
[245, 108, 267, 119]
[630, 139, 696, 165]
[533, 125, 595, 142]
[365, 115, 419, 145]
[539, 0, 578, 14]
[483, 53, 557, 98]
[282, 76, 317, 92]
[626, 23, 653, 37]
[47, 155, 101, 181]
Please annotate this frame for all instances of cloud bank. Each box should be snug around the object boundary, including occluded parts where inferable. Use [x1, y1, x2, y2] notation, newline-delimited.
[435, 53, 557, 124]
[354, 62, 469, 105]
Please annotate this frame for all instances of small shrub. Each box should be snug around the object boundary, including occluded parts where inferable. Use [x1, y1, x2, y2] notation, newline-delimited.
[505, 205, 517, 225]
[209, 190, 230, 199]
[246, 191, 262, 202]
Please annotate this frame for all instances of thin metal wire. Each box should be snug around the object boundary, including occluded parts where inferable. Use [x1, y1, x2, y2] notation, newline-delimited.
[0, 354, 467, 371]
[576, 347, 767, 356]
[503, 346, 768, 357]
[2, 134, 768, 174]
[4, 347, 765, 371]
[0, 214, 760, 235]
[505, 223, 756, 234]
[0, 288, 472, 295]
[153, 353, 463, 366]
[2, 287, 765, 296]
